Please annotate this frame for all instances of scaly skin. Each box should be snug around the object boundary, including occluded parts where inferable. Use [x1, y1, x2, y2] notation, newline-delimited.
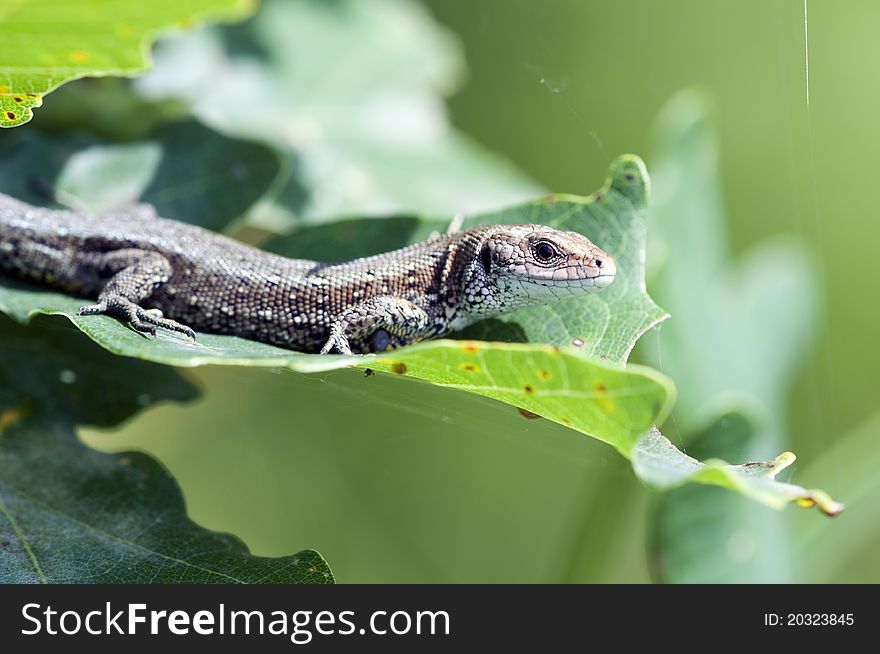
[0, 193, 616, 354]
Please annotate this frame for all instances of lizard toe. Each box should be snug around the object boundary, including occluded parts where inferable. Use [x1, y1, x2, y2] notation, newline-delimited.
[320, 332, 352, 355]
[129, 318, 157, 337]
[135, 307, 197, 341]
[78, 302, 107, 316]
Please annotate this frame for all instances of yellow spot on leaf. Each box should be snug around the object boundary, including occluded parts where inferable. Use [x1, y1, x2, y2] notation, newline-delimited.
[391, 362, 407, 375]
[461, 341, 480, 352]
[115, 23, 135, 38]
[0, 86, 8, 94]
[538, 369, 551, 380]
[69, 50, 90, 64]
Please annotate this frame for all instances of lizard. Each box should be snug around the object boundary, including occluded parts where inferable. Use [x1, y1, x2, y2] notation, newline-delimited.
[0, 192, 616, 355]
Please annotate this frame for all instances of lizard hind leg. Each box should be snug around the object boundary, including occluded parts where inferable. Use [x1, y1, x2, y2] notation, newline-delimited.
[78, 248, 196, 340]
[320, 296, 430, 355]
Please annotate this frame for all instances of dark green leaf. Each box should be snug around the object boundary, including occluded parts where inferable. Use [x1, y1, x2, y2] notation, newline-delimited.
[0, 121, 282, 231]
[0, 315, 333, 583]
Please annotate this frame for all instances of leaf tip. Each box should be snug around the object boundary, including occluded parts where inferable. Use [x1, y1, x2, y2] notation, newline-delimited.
[607, 154, 649, 206]
[768, 450, 797, 478]
[794, 491, 845, 517]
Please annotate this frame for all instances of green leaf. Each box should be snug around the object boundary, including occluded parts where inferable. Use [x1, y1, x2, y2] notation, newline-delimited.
[135, 0, 544, 221]
[0, 314, 333, 583]
[634, 425, 843, 516]
[0, 275, 674, 454]
[368, 342, 674, 456]
[0, 0, 255, 127]
[640, 90, 835, 584]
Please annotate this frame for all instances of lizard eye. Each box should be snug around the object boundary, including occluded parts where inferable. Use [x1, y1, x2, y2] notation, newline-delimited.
[533, 240, 559, 262]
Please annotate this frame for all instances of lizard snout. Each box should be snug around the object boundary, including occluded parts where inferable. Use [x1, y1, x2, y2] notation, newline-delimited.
[592, 252, 616, 288]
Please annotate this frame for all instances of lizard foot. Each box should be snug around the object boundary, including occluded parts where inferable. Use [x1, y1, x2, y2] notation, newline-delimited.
[79, 299, 197, 341]
[320, 328, 353, 355]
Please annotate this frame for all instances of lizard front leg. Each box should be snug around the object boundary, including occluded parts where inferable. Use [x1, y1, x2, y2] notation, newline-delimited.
[320, 296, 430, 355]
[78, 248, 196, 339]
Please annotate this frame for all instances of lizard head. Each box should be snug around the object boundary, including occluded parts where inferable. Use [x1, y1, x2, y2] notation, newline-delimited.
[463, 224, 616, 315]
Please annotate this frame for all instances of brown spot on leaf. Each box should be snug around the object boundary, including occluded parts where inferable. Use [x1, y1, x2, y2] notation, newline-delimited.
[461, 363, 478, 373]
[363, 368, 374, 377]
[593, 383, 614, 411]
[5, 112, 15, 120]
[12, 96, 22, 103]
[594, 193, 603, 202]
[461, 341, 480, 352]
[391, 362, 407, 375]
[517, 407, 541, 420]
[523, 384, 535, 394]
[560, 418, 572, 425]
[625, 173, 635, 182]
[538, 369, 551, 380]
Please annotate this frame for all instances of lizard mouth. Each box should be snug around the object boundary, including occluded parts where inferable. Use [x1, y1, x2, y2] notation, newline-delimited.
[590, 252, 616, 288]
[594, 273, 616, 289]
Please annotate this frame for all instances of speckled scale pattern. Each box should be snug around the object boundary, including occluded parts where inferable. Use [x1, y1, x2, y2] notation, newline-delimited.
[0, 193, 615, 354]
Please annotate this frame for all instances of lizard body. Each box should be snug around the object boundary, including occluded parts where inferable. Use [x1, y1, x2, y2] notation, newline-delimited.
[0, 193, 616, 354]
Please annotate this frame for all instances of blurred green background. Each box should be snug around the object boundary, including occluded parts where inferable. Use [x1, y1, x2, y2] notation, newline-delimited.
[67, 0, 878, 582]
